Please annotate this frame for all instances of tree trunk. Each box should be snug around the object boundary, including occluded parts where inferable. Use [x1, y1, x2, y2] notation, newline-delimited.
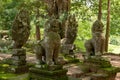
[105, 0, 111, 52]
[35, 8, 41, 40]
[98, 0, 102, 20]
[45, 0, 71, 39]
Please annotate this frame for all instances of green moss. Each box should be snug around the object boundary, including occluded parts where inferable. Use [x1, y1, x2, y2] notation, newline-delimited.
[0, 73, 17, 80]
[29, 73, 68, 80]
[2, 64, 9, 67]
[0, 63, 11, 73]
[0, 63, 17, 79]
[75, 40, 86, 52]
[85, 57, 111, 68]
[30, 67, 67, 76]
[63, 55, 79, 63]
[29, 67, 68, 80]
[101, 67, 120, 74]
[9, 74, 29, 80]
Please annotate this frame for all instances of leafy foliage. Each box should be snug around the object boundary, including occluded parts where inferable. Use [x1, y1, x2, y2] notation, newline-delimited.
[0, 0, 120, 53]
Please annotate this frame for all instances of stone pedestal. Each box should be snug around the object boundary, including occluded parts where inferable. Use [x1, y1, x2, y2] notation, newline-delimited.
[61, 44, 75, 54]
[29, 65, 68, 80]
[11, 48, 28, 73]
[82, 57, 119, 80]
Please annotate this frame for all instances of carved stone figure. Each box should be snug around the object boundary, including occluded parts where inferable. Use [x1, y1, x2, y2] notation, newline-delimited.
[92, 20, 104, 33]
[35, 17, 61, 65]
[10, 8, 30, 73]
[64, 14, 78, 44]
[84, 20, 105, 58]
[61, 14, 78, 54]
[12, 8, 30, 48]
[34, 40, 45, 64]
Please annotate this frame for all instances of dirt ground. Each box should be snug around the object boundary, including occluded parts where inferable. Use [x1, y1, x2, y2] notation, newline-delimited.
[0, 53, 120, 80]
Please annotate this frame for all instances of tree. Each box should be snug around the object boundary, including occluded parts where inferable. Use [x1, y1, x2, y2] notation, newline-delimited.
[105, 0, 111, 52]
[98, 0, 102, 20]
[45, 0, 70, 39]
[33, 0, 43, 40]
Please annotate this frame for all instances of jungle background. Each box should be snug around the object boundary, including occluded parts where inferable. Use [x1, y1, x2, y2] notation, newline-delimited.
[0, 0, 120, 80]
[0, 0, 120, 54]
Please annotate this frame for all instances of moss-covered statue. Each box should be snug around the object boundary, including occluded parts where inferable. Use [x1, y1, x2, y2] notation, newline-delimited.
[35, 17, 61, 65]
[10, 8, 30, 73]
[84, 20, 105, 58]
[61, 14, 78, 54]
[64, 14, 78, 44]
[12, 8, 30, 49]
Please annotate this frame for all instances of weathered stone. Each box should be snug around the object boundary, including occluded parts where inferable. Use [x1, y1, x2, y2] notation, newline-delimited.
[64, 14, 78, 44]
[12, 48, 26, 66]
[12, 48, 26, 56]
[83, 57, 111, 72]
[29, 66, 68, 80]
[34, 17, 61, 65]
[82, 57, 119, 80]
[60, 14, 78, 55]
[10, 65, 29, 74]
[90, 73, 109, 80]
[84, 20, 105, 58]
[10, 8, 30, 73]
[47, 65, 63, 71]
[84, 57, 111, 68]
[11, 8, 30, 48]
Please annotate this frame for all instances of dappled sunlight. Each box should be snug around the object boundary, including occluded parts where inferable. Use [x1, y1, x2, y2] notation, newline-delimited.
[109, 44, 120, 54]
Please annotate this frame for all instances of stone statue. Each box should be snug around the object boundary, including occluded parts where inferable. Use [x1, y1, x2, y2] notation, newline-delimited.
[34, 40, 45, 64]
[10, 8, 30, 73]
[92, 20, 104, 33]
[60, 14, 78, 54]
[12, 8, 30, 48]
[84, 20, 105, 58]
[64, 14, 78, 44]
[35, 17, 61, 65]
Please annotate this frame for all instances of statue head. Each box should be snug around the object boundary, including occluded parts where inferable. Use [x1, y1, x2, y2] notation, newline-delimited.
[45, 16, 60, 33]
[92, 20, 104, 33]
[12, 8, 30, 48]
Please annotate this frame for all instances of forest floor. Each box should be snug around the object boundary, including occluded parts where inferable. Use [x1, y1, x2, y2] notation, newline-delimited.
[0, 53, 120, 80]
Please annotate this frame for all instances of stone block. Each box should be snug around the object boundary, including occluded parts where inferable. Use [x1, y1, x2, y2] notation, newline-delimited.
[10, 65, 29, 73]
[29, 65, 68, 80]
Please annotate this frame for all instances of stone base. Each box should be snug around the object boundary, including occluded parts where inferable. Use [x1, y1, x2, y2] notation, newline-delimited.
[12, 48, 26, 66]
[0, 58, 29, 74]
[82, 72, 117, 80]
[81, 57, 119, 80]
[29, 65, 68, 80]
[84, 56, 111, 69]
[10, 65, 29, 73]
